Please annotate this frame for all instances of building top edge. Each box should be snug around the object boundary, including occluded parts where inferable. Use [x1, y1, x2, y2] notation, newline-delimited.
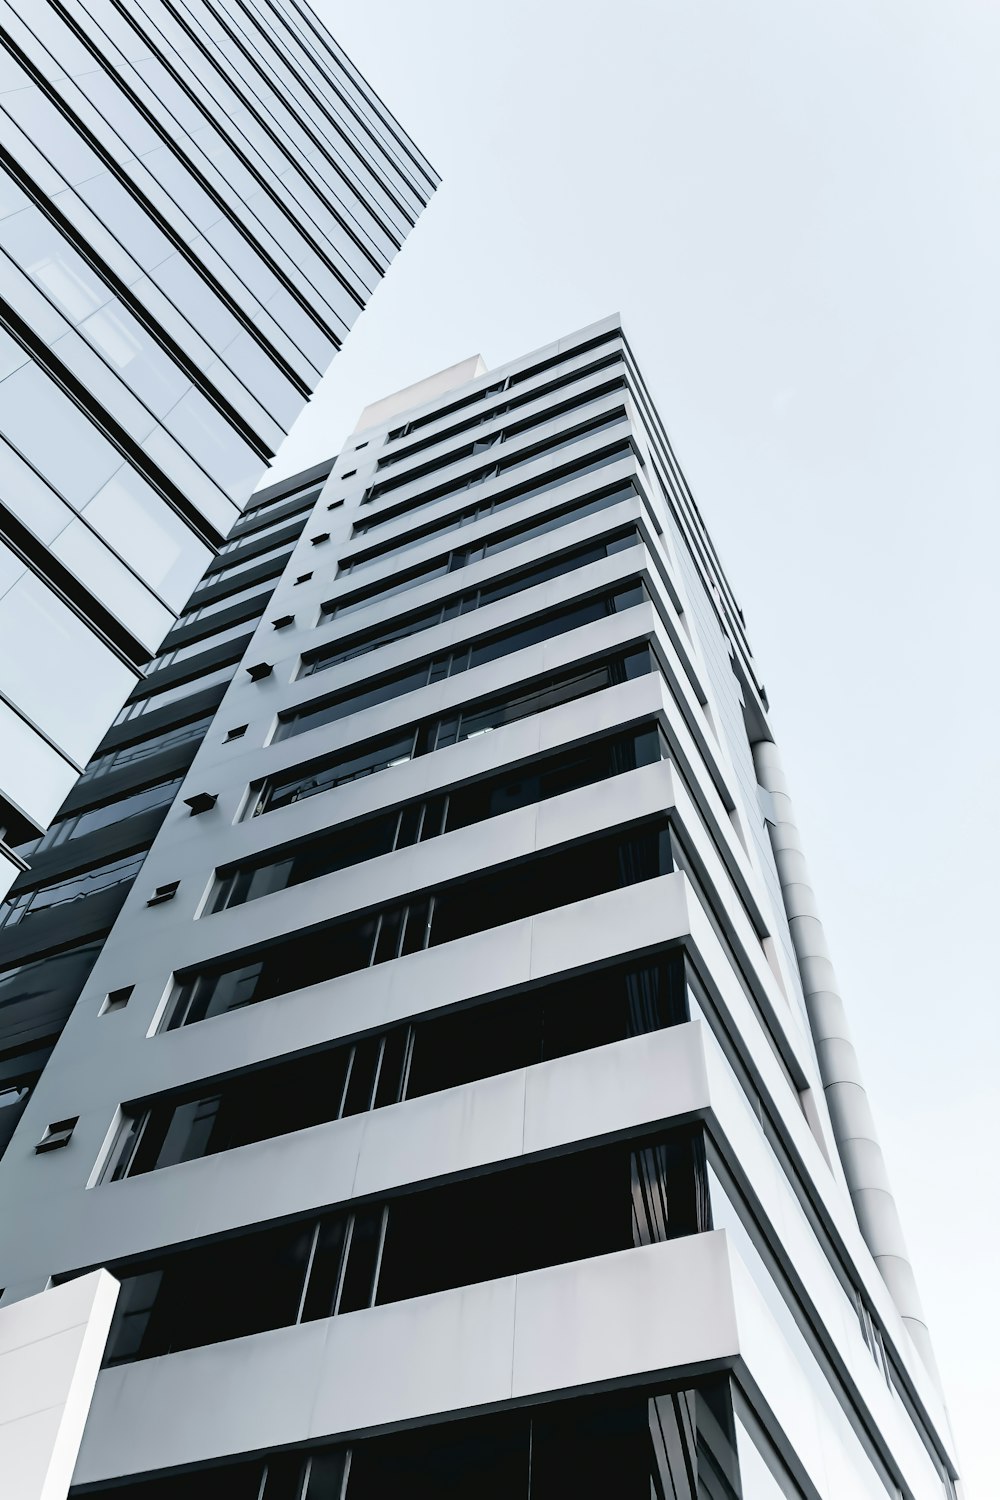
[350, 314, 625, 439]
[354, 356, 489, 434]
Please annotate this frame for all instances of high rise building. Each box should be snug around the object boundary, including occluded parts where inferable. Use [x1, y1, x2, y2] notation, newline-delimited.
[0, 319, 959, 1498]
[0, 460, 332, 1159]
[0, 0, 438, 900]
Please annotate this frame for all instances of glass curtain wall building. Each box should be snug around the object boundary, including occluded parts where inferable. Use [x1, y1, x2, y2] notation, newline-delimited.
[0, 0, 438, 899]
[0, 318, 960, 1498]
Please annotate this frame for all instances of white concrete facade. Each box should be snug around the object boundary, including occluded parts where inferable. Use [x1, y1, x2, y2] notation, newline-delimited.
[0, 1271, 118, 1500]
[0, 318, 959, 1497]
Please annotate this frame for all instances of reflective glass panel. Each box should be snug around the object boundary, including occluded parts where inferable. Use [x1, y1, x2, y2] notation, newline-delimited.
[164, 387, 262, 498]
[0, 361, 122, 507]
[0, 698, 77, 827]
[0, 207, 107, 326]
[80, 302, 190, 416]
[0, 546, 134, 759]
[51, 520, 173, 650]
[82, 469, 210, 609]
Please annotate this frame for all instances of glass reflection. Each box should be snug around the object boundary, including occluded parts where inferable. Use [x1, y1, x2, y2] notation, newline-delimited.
[82, 469, 210, 609]
[0, 545, 134, 759]
[50, 521, 173, 649]
[0, 362, 122, 508]
[80, 302, 191, 416]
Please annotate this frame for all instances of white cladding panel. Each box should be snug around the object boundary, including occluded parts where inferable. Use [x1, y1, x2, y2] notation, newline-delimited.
[0, 1272, 118, 1500]
[74, 1235, 739, 1485]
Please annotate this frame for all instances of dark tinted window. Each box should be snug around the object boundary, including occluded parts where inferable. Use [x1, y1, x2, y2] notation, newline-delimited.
[373, 353, 623, 474]
[81, 713, 215, 780]
[1, 852, 146, 928]
[254, 644, 657, 817]
[216, 726, 662, 912]
[304, 527, 641, 675]
[45, 777, 182, 844]
[359, 403, 627, 533]
[100, 1126, 706, 1365]
[278, 581, 646, 741]
[166, 817, 675, 1028]
[108, 952, 688, 1181]
[80, 1375, 742, 1500]
[331, 475, 637, 611]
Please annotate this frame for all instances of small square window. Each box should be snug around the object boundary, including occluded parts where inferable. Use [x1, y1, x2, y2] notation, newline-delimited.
[100, 986, 133, 1015]
[184, 792, 217, 815]
[354, 441, 368, 450]
[341, 468, 357, 479]
[224, 724, 248, 742]
[310, 533, 330, 546]
[146, 881, 179, 907]
[246, 661, 273, 681]
[327, 499, 344, 511]
[36, 1117, 78, 1154]
[272, 615, 294, 630]
[295, 572, 313, 585]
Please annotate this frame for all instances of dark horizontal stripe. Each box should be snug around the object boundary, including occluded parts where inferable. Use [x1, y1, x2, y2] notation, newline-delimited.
[141, 0, 401, 275]
[57, 741, 202, 825]
[0, 941, 103, 1054]
[203, 519, 302, 576]
[163, 591, 274, 651]
[0, 883, 132, 970]
[94, 680, 229, 755]
[186, 550, 289, 609]
[0, 296, 227, 554]
[0, 1044, 50, 1086]
[247, 459, 335, 510]
[0, 501, 150, 670]
[3, 806, 170, 897]
[386, 330, 622, 440]
[0, 24, 311, 400]
[129, 634, 252, 701]
[228, 489, 319, 540]
[0, 140, 281, 459]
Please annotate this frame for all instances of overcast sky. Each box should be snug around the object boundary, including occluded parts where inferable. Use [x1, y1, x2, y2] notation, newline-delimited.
[272, 3, 999, 1490]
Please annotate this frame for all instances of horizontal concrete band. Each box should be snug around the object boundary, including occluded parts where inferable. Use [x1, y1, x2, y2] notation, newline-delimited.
[12, 1013, 710, 1281]
[75, 1230, 952, 1500]
[74, 1232, 738, 1486]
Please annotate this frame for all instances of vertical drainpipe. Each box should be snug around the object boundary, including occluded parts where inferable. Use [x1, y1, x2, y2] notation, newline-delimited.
[752, 737, 939, 1385]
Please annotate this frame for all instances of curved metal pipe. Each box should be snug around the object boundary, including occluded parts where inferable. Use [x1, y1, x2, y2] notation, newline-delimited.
[752, 737, 938, 1383]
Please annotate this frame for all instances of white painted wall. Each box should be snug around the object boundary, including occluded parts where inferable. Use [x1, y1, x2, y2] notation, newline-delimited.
[0, 1272, 118, 1500]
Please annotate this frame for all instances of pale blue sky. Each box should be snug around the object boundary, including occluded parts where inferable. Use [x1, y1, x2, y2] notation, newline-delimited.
[272, 4, 999, 1490]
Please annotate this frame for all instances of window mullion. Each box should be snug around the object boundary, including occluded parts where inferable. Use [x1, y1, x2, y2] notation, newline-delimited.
[337, 1047, 358, 1118]
[368, 1036, 386, 1105]
[367, 912, 384, 967]
[397, 1025, 415, 1102]
[368, 1205, 389, 1309]
[294, 1220, 322, 1326]
[104, 1109, 147, 1183]
[331, 1215, 355, 1316]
